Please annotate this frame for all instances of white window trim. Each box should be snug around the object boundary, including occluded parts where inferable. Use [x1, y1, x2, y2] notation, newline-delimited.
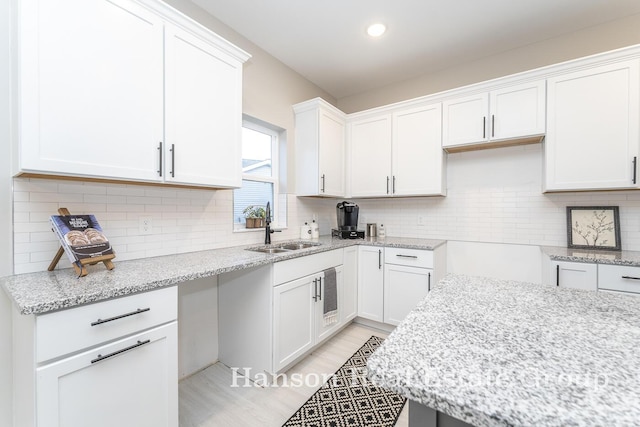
[233, 119, 281, 232]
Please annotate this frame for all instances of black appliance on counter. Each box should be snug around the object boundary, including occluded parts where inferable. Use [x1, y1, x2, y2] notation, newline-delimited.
[332, 201, 365, 239]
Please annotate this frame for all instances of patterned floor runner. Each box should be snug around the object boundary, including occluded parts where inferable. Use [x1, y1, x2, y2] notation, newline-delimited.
[282, 336, 406, 427]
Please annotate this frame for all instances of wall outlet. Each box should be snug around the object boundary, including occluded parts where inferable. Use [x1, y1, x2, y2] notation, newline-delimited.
[139, 216, 153, 235]
[417, 216, 426, 226]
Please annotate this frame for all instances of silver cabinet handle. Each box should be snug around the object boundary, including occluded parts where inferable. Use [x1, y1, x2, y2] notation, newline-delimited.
[622, 275, 640, 280]
[170, 143, 175, 178]
[312, 278, 318, 301]
[633, 157, 637, 185]
[321, 174, 326, 193]
[482, 116, 486, 139]
[491, 115, 495, 137]
[392, 176, 396, 194]
[386, 176, 390, 194]
[556, 264, 560, 287]
[91, 339, 150, 364]
[157, 142, 163, 177]
[318, 277, 322, 301]
[91, 307, 150, 327]
[378, 250, 382, 269]
[396, 254, 418, 259]
[428, 272, 431, 292]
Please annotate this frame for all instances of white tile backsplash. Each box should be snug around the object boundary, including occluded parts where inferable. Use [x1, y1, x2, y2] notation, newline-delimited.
[12, 178, 335, 274]
[12, 144, 640, 274]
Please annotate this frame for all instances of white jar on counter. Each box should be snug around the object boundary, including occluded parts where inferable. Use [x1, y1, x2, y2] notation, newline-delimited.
[378, 223, 386, 238]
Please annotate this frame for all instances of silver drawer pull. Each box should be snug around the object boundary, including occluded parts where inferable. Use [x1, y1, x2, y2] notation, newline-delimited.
[622, 276, 640, 281]
[91, 339, 151, 364]
[91, 307, 150, 326]
[396, 254, 418, 259]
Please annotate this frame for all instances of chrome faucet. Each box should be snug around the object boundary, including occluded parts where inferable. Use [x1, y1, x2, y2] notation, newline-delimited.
[265, 202, 279, 244]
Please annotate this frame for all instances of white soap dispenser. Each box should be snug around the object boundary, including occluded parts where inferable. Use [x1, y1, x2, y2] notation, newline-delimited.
[300, 222, 312, 240]
[311, 219, 320, 239]
[378, 223, 386, 239]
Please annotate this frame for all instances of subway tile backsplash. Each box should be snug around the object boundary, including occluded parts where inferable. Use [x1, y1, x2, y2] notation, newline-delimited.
[12, 178, 334, 274]
[12, 145, 640, 274]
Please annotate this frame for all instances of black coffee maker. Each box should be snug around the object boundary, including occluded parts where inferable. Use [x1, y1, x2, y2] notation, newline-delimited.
[332, 201, 365, 239]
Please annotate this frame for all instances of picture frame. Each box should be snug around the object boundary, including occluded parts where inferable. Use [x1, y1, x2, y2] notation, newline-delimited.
[566, 206, 621, 251]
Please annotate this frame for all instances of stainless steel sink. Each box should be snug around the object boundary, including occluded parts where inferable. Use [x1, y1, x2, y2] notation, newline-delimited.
[277, 243, 319, 250]
[247, 241, 321, 254]
[248, 247, 291, 254]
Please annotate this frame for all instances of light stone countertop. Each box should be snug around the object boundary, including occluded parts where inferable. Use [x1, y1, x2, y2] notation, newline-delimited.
[367, 274, 640, 427]
[541, 245, 640, 266]
[1, 236, 445, 315]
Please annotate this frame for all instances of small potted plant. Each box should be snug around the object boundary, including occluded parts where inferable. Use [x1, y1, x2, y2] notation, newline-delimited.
[243, 205, 266, 228]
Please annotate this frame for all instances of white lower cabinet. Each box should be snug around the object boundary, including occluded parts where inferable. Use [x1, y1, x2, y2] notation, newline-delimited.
[550, 260, 598, 291]
[13, 286, 178, 427]
[37, 323, 177, 427]
[358, 245, 445, 326]
[357, 246, 385, 322]
[384, 264, 432, 326]
[598, 264, 640, 295]
[273, 267, 343, 372]
[342, 246, 358, 323]
[218, 249, 347, 380]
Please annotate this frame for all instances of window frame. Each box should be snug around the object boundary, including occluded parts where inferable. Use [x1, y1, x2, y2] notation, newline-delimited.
[233, 119, 280, 231]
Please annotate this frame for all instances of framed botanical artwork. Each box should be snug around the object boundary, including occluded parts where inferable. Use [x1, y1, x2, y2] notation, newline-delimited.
[566, 206, 621, 251]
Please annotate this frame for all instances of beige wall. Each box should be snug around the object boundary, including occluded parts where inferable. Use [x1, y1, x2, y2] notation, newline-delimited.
[338, 13, 640, 113]
[164, 0, 335, 192]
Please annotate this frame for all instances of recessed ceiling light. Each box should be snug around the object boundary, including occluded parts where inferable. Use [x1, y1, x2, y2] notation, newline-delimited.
[367, 23, 386, 38]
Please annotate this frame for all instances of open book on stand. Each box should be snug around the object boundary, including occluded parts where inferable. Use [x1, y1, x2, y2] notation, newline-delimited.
[50, 214, 115, 265]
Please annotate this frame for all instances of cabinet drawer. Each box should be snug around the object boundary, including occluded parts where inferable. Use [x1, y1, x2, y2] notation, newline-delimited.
[598, 265, 640, 294]
[273, 249, 343, 285]
[384, 247, 433, 268]
[36, 286, 177, 363]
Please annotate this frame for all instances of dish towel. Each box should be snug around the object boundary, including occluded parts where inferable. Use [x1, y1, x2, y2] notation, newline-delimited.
[323, 267, 338, 326]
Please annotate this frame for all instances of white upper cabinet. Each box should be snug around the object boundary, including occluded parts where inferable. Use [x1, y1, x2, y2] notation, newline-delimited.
[294, 98, 346, 197]
[392, 104, 445, 196]
[164, 24, 243, 188]
[545, 60, 640, 191]
[442, 80, 546, 150]
[349, 114, 393, 197]
[15, 0, 249, 188]
[18, 0, 165, 182]
[349, 102, 445, 198]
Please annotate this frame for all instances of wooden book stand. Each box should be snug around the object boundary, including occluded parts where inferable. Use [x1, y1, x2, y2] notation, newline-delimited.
[48, 208, 115, 277]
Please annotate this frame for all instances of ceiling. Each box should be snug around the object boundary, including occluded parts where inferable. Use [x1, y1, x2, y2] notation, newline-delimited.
[192, 0, 640, 99]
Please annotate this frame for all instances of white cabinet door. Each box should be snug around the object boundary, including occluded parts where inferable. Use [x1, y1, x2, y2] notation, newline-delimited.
[545, 60, 640, 191]
[350, 115, 392, 197]
[294, 99, 345, 197]
[37, 322, 177, 427]
[342, 246, 358, 324]
[490, 81, 546, 140]
[392, 103, 445, 196]
[550, 261, 597, 291]
[273, 275, 315, 372]
[315, 266, 343, 343]
[384, 264, 432, 326]
[318, 110, 346, 196]
[164, 24, 243, 188]
[19, 0, 164, 181]
[357, 246, 384, 322]
[442, 93, 489, 147]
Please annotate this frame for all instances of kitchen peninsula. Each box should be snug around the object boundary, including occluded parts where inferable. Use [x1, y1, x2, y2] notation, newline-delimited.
[367, 274, 640, 426]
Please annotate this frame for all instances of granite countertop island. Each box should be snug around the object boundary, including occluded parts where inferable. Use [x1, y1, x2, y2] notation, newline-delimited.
[367, 274, 640, 427]
[1, 236, 445, 315]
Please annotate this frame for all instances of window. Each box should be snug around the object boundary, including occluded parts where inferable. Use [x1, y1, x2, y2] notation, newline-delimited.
[233, 119, 281, 230]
